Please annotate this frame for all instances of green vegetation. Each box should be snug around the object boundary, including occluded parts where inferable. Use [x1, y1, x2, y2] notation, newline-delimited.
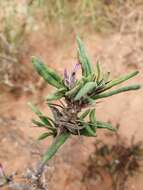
[29, 37, 140, 166]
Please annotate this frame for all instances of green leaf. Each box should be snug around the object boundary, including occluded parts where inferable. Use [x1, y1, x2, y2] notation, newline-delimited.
[38, 132, 54, 140]
[28, 102, 54, 128]
[39, 116, 54, 127]
[96, 121, 116, 131]
[96, 78, 106, 89]
[85, 96, 96, 104]
[32, 56, 63, 88]
[32, 119, 45, 127]
[28, 102, 42, 117]
[83, 73, 96, 82]
[103, 72, 110, 84]
[42, 132, 70, 164]
[77, 36, 93, 77]
[32, 119, 56, 132]
[96, 61, 102, 83]
[46, 88, 67, 101]
[74, 82, 97, 101]
[102, 71, 139, 92]
[79, 109, 91, 120]
[89, 109, 96, 124]
[65, 80, 84, 98]
[80, 124, 96, 137]
[92, 84, 141, 100]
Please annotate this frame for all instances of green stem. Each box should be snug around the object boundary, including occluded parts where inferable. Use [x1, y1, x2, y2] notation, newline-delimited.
[92, 85, 141, 100]
[42, 132, 70, 164]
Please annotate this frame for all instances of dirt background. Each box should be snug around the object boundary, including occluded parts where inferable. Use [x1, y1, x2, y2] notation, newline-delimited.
[0, 1, 143, 190]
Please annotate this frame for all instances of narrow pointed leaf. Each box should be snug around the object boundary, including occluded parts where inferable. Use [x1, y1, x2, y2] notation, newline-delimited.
[89, 109, 96, 123]
[38, 132, 54, 140]
[79, 109, 91, 120]
[28, 102, 42, 117]
[32, 56, 63, 88]
[96, 121, 116, 131]
[85, 124, 96, 136]
[28, 102, 54, 128]
[92, 84, 141, 100]
[102, 71, 139, 92]
[77, 36, 93, 77]
[80, 124, 96, 137]
[45, 88, 67, 101]
[74, 82, 97, 101]
[32, 119, 56, 132]
[32, 119, 45, 127]
[96, 61, 102, 83]
[39, 116, 54, 127]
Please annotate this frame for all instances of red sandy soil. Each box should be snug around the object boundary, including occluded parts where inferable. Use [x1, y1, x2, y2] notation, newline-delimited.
[0, 31, 143, 190]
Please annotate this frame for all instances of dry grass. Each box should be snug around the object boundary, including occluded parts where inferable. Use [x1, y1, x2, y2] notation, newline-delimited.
[0, 0, 142, 93]
[30, 0, 137, 33]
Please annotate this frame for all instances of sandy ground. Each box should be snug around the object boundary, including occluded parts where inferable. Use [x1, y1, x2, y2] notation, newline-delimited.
[0, 30, 143, 190]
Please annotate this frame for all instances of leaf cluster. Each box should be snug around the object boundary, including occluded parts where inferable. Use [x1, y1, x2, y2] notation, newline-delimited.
[29, 37, 140, 163]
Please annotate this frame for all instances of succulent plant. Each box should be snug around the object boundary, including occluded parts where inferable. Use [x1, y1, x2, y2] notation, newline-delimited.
[29, 36, 140, 165]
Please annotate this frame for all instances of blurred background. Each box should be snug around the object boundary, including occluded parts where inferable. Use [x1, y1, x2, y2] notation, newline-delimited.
[0, 1, 143, 190]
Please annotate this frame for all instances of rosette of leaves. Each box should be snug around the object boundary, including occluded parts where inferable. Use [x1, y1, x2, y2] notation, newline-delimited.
[29, 36, 140, 165]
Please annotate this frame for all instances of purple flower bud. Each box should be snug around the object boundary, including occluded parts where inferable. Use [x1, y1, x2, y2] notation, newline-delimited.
[70, 64, 80, 88]
[64, 64, 80, 88]
[72, 63, 80, 75]
[64, 69, 70, 87]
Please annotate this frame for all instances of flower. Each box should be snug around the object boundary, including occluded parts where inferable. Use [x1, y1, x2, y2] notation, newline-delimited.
[64, 63, 80, 89]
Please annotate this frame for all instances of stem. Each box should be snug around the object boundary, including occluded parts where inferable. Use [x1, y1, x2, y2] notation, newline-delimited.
[42, 132, 70, 165]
